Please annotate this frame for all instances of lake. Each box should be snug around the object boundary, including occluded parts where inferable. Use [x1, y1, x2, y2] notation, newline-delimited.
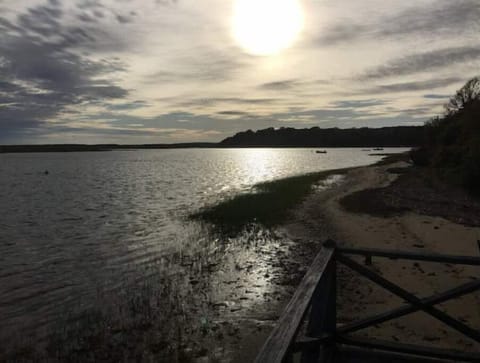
[0, 148, 407, 359]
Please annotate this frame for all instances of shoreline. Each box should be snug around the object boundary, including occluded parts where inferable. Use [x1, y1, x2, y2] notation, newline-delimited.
[3, 154, 478, 362]
[280, 155, 480, 355]
[0, 145, 415, 154]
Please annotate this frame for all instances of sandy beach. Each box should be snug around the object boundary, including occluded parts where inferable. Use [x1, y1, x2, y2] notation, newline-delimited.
[281, 157, 480, 356]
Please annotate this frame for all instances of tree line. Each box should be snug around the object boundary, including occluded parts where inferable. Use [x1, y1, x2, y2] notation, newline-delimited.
[411, 77, 480, 193]
[220, 126, 424, 147]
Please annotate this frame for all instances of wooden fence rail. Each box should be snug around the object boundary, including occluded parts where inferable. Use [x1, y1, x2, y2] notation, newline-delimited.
[255, 240, 480, 363]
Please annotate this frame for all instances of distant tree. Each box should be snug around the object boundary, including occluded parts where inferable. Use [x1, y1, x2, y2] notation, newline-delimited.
[445, 77, 480, 115]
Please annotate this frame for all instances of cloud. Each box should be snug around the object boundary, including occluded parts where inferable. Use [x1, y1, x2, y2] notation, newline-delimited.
[77, 12, 98, 23]
[331, 99, 388, 109]
[217, 110, 251, 116]
[0, 0, 475, 143]
[115, 13, 135, 24]
[379, 0, 480, 38]
[0, 0, 128, 140]
[155, 0, 179, 5]
[259, 79, 300, 90]
[316, 23, 366, 46]
[367, 77, 463, 94]
[107, 100, 149, 110]
[172, 97, 279, 109]
[316, 0, 480, 45]
[360, 46, 480, 80]
[146, 51, 248, 83]
[424, 94, 451, 99]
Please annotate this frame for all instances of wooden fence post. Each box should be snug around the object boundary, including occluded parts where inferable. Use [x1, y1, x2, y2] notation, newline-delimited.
[301, 255, 336, 362]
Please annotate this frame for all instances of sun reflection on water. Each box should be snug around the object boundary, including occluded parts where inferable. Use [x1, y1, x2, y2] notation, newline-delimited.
[231, 148, 278, 185]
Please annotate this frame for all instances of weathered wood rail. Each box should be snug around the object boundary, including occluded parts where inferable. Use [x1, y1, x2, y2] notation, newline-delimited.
[255, 240, 480, 363]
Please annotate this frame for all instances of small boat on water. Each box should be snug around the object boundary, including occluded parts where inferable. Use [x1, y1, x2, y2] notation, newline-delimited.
[373, 147, 384, 151]
[315, 150, 327, 154]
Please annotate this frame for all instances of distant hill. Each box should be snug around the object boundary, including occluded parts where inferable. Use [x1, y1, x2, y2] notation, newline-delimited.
[0, 143, 217, 153]
[220, 126, 424, 147]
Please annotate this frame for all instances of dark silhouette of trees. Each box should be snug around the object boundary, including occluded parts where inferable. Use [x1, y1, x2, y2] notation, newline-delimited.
[413, 76, 480, 193]
[220, 126, 424, 147]
[445, 77, 480, 115]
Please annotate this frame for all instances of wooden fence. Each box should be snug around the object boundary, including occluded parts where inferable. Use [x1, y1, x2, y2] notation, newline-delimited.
[255, 240, 480, 363]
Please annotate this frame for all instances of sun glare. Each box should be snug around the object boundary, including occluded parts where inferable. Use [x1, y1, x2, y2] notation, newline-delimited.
[233, 0, 304, 56]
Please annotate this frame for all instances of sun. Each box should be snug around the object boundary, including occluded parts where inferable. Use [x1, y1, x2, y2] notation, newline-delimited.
[232, 0, 304, 56]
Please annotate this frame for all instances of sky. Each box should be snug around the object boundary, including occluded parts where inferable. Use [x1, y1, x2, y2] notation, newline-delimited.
[0, 0, 479, 144]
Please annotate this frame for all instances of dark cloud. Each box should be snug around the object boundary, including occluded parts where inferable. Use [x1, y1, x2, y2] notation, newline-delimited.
[107, 100, 149, 110]
[379, 0, 480, 38]
[93, 10, 105, 18]
[217, 110, 251, 117]
[401, 106, 439, 117]
[78, 85, 128, 98]
[155, 0, 179, 5]
[368, 77, 463, 94]
[0, 0, 128, 141]
[259, 79, 299, 90]
[77, 12, 97, 23]
[258, 79, 329, 94]
[360, 46, 480, 80]
[5, 0, 125, 51]
[317, 0, 479, 45]
[331, 99, 387, 109]
[317, 24, 366, 46]
[17, 3, 63, 37]
[424, 94, 451, 99]
[172, 97, 279, 108]
[76, 0, 104, 10]
[147, 51, 247, 83]
[116, 14, 134, 24]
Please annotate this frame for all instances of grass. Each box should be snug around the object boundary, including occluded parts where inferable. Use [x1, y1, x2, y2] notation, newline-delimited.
[192, 168, 349, 233]
[0, 224, 234, 363]
[2, 280, 190, 362]
[192, 152, 412, 233]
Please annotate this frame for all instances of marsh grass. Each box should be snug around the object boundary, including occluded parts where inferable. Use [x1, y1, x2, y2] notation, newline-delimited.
[192, 169, 349, 233]
[1, 223, 274, 363]
[3, 277, 199, 362]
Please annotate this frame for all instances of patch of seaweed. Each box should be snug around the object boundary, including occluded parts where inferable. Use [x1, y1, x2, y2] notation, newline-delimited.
[192, 169, 349, 234]
[340, 187, 408, 217]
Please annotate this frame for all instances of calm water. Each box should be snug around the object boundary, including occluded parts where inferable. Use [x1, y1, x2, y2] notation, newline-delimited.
[0, 148, 406, 349]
